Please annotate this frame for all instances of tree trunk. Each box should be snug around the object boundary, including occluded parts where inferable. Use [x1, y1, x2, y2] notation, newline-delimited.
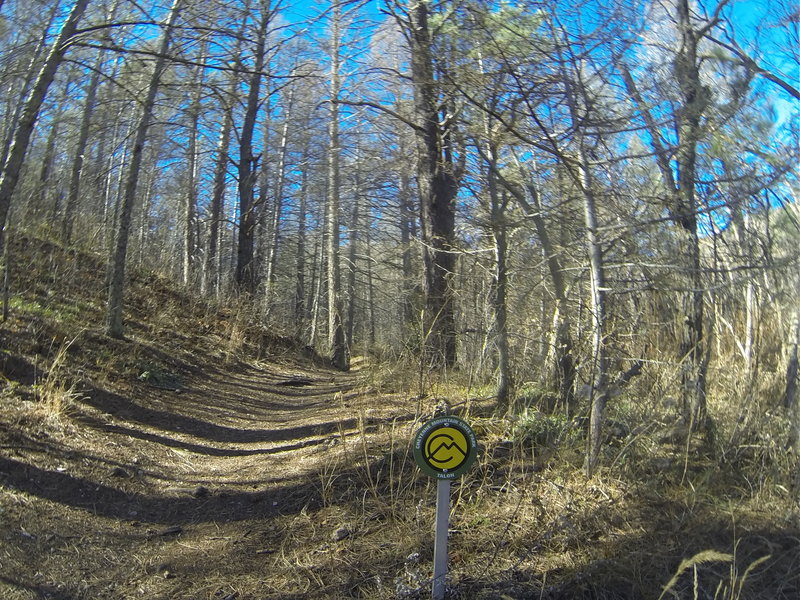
[236, 1, 272, 294]
[63, 0, 121, 245]
[63, 48, 103, 244]
[255, 83, 273, 298]
[580, 149, 610, 477]
[500, 169, 576, 413]
[36, 77, 73, 223]
[326, 0, 349, 370]
[0, 0, 91, 255]
[0, 2, 59, 178]
[202, 8, 247, 297]
[294, 163, 309, 333]
[483, 140, 512, 409]
[135, 165, 156, 268]
[786, 311, 799, 452]
[263, 106, 291, 314]
[204, 107, 232, 297]
[94, 56, 124, 240]
[104, 127, 128, 267]
[399, 168, 416, 326]
[553, 32, 610, 474]
[182, 40, 207, 288]
[621, 0, 711, 432]
[309, 234, 324, 349]
[346, 168, 361, 352]
[675, 0, 709, 431]
[407, 0, 459, 368]
[365, 221, 376, 348]
[526, 182, 577, 412]
[106, 0, 182, 338]
[492, 216, 512, 409]
[2, 216, 9, 322]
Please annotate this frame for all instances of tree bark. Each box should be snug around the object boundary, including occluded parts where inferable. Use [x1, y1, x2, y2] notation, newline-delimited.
[407, 0, 459, 368]
[326, 0, 349, 370]
[0, 0, 91, 255]
[345, 164, 363, 352]
[675, 0, 709, 431]
[0, 2, 60, 179]
[236, 0, 272, 294]
[63, 48, 104, 244]
[182, 40, 207, 288]
[106, 0, 182, 338]
[786, 312, 800, 453]
[579, 148, 610, 477]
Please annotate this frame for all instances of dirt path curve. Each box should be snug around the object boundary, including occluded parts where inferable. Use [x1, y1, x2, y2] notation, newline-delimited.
[0, 358, 420, 599]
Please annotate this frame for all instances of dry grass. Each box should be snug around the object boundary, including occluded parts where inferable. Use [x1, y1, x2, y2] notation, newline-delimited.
[0, 233, 798, 600]
[31, 335, 83, 421]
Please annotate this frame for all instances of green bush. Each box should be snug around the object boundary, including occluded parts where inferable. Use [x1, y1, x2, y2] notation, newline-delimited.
[511, 409, 581, 450]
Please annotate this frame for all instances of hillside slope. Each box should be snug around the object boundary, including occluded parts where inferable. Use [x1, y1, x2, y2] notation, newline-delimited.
[0, 235, 798, 599]
[0, 235, 418, 598]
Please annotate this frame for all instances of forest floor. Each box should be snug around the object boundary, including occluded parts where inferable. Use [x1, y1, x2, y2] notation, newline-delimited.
[0, 346, 426, 599]
[1, 235, 799, 599]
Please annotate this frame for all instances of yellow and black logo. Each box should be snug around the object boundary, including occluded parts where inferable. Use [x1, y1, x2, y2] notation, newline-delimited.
[414, 417, 477, 479]
[425, 427, 469, 470]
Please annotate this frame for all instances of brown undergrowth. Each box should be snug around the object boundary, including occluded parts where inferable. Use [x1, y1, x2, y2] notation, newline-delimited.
[1, 234, 798, 599]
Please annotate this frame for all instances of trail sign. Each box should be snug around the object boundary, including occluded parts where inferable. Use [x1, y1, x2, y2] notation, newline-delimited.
[413, 415, 478, 600]
[413, 415, 477, 479]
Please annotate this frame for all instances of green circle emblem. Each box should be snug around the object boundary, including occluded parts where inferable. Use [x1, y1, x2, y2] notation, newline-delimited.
[413, 416, 477, 479]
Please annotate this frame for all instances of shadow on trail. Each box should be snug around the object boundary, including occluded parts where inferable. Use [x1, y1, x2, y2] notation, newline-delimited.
[0, 455, 323, 524]
[0, 403, 419, 527]
[0, 575, 74, 600]
[201, 372, 351, 400]
[77, 387, 402, 446]
[73, 411, 411, 457]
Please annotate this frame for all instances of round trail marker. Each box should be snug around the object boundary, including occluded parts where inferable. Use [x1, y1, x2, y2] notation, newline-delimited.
[413, 415, 478, 599]
[413, 415, 477, 479]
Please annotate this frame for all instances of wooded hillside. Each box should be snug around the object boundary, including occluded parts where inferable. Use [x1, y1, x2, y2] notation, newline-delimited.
[0, 1, 798, 597]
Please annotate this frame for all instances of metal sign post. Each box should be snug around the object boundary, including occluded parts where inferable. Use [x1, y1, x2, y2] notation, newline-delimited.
[413, 416, 477, 600]
[432, 478, 450, 599]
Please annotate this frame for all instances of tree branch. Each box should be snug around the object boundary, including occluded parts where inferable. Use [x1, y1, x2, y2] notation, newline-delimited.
[708, 35, 800, 100]
[336, 99, 424, 133]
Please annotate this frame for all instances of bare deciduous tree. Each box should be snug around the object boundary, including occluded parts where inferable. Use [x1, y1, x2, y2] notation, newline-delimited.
[0, 0, 91, 254]
[405, 0, 461, 368]
[106, 0, 183, 338]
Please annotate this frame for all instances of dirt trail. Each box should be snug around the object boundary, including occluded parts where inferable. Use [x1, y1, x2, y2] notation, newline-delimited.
[0, 358, 419, 599]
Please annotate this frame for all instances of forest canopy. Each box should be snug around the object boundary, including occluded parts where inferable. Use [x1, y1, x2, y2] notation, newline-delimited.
[0, 0, 798, 474]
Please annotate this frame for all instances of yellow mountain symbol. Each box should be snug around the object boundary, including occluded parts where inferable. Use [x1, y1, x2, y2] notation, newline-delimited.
[425, 428, 468, 470]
